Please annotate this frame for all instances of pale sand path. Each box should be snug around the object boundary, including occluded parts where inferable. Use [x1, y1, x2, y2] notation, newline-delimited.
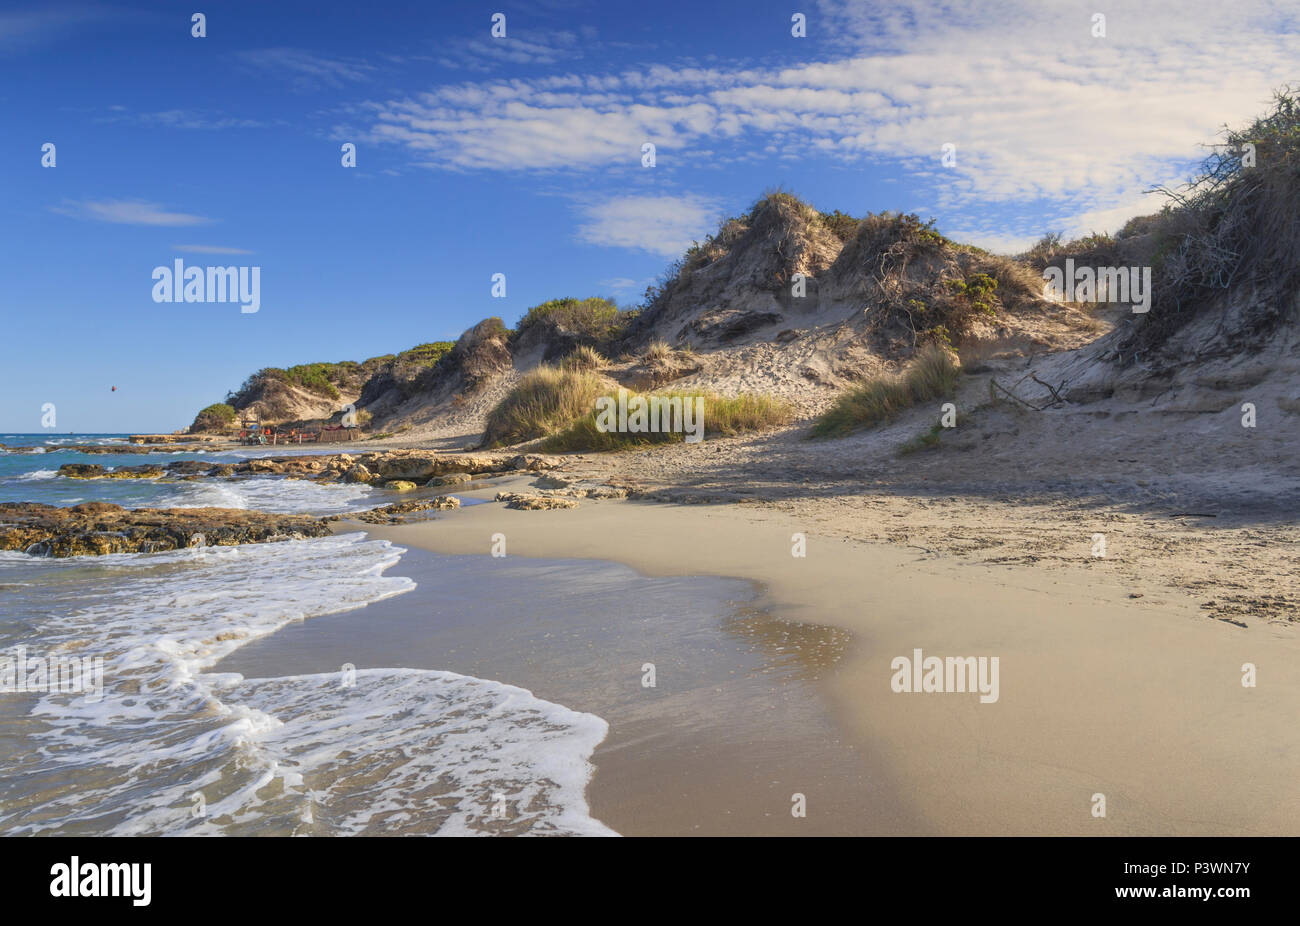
[342, 481, 1300, 836]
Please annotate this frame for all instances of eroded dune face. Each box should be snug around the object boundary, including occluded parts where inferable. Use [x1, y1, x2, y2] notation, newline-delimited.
[190, 139, 1300, 447]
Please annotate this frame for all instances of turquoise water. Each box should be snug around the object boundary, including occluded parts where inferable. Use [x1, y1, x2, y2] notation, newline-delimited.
[0, 433, 622, 835]
[0, 433, 377, 513]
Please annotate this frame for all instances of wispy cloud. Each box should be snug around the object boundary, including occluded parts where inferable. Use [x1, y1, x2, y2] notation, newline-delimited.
[0, 5, 124, 54]
[172, 244, 252, 255]
[577, 194, 719, 257]
[236, 47, 376, 90]
[96, 107, 271, 131]
[598, 276, 655, 295]
[53, 199, 212, 227]
[362, 0, 1299, 244]
[437, 31, 585, 72]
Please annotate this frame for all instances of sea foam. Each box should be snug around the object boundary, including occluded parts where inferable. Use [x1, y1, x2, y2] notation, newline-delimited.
[0, 533, 615, 836]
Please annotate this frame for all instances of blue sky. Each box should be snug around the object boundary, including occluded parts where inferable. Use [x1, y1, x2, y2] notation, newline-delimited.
[2, 0, 1297, 432]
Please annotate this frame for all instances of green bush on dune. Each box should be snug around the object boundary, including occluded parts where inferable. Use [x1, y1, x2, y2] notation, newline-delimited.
[282, 363, 342, 399]
[514, 297, 628, 343]
[191, 402, 238, 432]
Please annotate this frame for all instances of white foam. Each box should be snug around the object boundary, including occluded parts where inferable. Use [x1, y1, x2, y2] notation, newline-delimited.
[0, 534, 615, 836]
[14, 469, 57, 481]
[172, 475, 377, 515]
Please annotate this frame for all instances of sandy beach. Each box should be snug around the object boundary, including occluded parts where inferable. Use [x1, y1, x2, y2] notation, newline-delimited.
[321, 471, 1300, 836]
[11, 2, 1300, 858]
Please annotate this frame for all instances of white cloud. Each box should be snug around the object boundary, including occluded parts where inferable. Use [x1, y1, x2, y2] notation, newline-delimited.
[0, 5, 125, 54]
[53, 200, 211, 227]
[598, 276, 655, 296]
[97, 108, 270, 130]
[236, 48, 375, 90]
[437, 31, 585, 71]
[577, 194, 720, 257]
[361, 0, 1299, 238]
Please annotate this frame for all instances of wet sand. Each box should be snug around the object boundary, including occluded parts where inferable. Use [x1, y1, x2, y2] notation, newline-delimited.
[331, 474, 1300, 836]
[217, 541, 900, 835]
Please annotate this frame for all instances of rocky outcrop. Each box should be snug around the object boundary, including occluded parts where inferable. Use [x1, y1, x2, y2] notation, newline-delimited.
[57, 464, 106, 479]
[352, 496, 461, 524]
[43, 444, 214, 455]
[47, 450, 552, 486]
[426, 472, 474, 486]
[130, 434, 227, 445]
[57, 463, 164, 479]
[508, 454, 556, 472]
[343, 464, 373, 483]
[495, 492, 580, 510]
[0, 502, 331, 557]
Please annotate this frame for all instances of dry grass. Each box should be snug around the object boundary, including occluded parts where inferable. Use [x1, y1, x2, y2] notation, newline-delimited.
[481, 366, 608, 447]
[1115, 87, 1300, 360]
[811, 345, 960, 438]
[560, 344, 607, 371]
[541, 391, 794, 452]
[644, 339, 673, 361]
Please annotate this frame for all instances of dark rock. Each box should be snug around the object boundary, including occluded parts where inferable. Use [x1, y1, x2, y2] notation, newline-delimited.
[353, 496, 461, 524]
[166, 460, 215, 476]
[343, 464, 373, 483]
[0, 502, 331, 558]
[57, 464, 106, 478]
[104, 464, 165, 479]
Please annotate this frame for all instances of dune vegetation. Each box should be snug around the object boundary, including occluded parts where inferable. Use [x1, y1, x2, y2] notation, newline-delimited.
[811, 345, 960, 438]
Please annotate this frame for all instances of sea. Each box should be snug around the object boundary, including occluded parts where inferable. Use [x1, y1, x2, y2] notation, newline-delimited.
[0, 434, 617, 836]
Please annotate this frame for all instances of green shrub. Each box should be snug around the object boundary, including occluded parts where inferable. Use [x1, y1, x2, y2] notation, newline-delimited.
[191, 403, 237, 433]
[283, 363, 341, 399]
[898, 422, 945, 455]
[515, 297, 623, 341]
[819, 209, 861, 242]
[400, 341, 455, 368]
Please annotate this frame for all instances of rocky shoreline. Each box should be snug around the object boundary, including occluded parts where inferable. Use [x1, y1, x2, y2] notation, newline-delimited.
[0, 444, 686, 557]
[0, 451, 575, 557]
[54, 449, 554, 488]
[1, 442, 220, 455]
[0, 502, 334, 557]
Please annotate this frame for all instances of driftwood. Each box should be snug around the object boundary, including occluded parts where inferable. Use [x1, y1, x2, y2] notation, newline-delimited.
[989, 375, 1067, 411]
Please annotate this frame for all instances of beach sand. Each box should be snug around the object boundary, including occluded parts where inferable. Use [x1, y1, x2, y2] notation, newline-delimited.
[325, 473, 1300, 836]
[217, 539, 898, 835]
